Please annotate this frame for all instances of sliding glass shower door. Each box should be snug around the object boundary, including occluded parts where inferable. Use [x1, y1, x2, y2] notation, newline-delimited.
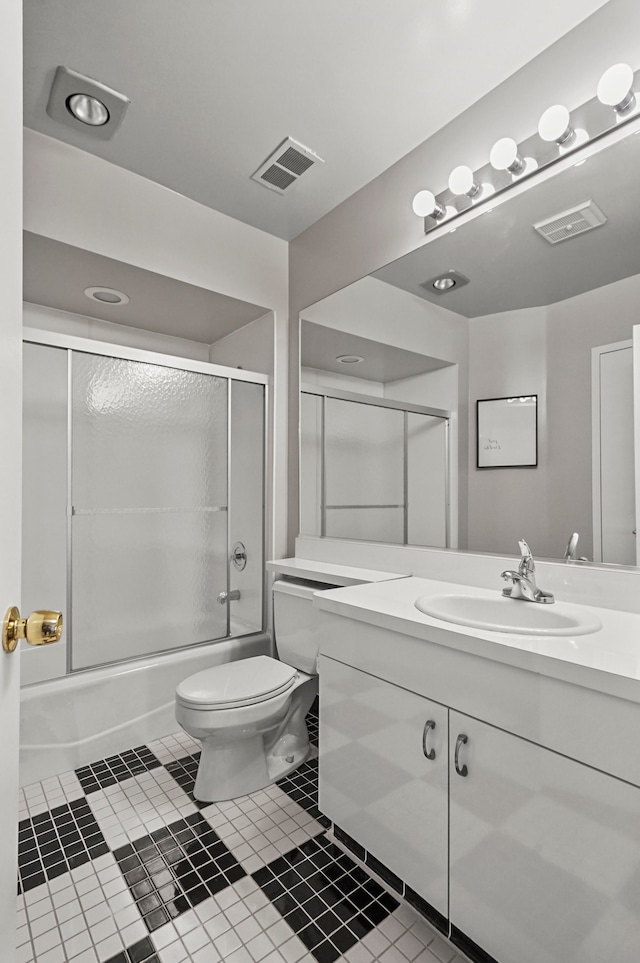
[300, 388, 450, 547]
[70, 353, 230, 670]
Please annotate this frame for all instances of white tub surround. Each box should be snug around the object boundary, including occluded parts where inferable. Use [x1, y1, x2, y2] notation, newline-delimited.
[315, 573, 640, 963]
[20, 633, 269, 787]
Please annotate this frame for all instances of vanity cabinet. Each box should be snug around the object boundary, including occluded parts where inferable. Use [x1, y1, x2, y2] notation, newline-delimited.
[449, 711, 640, 963]
[319, 657, 448, 917]
[319, 654, 640, 963]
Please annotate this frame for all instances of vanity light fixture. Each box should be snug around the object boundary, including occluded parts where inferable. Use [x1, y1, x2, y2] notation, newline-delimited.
[448, 165, 481, 198]
[412, 190, 446, 220]
[335, 354, 364, 365]
[84, 286, 130, 305]
[597, 63, 636, 115]
[412, 63, 638, 233]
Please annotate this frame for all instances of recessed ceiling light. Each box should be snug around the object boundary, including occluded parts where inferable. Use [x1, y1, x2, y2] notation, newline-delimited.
[84, 286, 129, 305]
[420, 270, 470, 295]
[47, 67, 130, 141]
[66, 93, 110, 127]
[336, 355, 364, 365]
[433, 277, 456, 291]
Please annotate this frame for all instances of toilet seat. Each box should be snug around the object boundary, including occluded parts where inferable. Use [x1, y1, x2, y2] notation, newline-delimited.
[176, 656, 297, 711]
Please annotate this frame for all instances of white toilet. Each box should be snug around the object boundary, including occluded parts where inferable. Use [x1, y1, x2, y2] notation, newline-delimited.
[175, 578, 333, 802]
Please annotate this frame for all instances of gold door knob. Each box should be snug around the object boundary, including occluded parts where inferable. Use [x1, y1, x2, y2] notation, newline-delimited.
[2, 607, 63, 653]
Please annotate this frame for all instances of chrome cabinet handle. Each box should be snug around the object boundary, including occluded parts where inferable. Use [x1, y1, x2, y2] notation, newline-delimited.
[422, 720, 436, 760]
[454, 733, 468, 777]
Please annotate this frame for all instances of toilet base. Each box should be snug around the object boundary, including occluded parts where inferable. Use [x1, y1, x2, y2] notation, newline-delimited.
[190, 674, 318, 803]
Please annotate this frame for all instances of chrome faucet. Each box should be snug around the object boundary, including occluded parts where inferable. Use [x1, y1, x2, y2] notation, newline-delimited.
[564, 532, 579, 561]
[501, 539, 554, 604]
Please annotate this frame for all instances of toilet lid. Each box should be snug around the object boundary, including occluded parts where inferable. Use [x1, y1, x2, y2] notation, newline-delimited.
[176, 656, 298, 709]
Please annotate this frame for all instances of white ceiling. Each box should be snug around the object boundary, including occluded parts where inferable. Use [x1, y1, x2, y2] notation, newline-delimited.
[23, 0, 608, 241]
[23, 233, 268, 343]
[301, 320, 449, 383]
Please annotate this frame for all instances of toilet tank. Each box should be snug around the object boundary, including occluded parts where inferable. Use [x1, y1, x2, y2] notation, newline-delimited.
[272, 578, 337, 673]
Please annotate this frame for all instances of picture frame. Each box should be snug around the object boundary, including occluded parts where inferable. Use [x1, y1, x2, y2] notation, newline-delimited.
[476, 395, 538, 469]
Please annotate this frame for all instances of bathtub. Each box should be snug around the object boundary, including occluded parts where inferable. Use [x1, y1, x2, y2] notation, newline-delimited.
[19, 632, 270, 786]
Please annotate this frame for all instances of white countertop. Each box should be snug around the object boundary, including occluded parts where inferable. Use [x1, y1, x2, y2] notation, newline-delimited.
[266, 557, 405, 586]
[313, 575, 640, 703]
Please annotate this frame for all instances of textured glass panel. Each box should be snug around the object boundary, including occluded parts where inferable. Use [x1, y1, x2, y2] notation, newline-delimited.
[299, 392, 322, 536]
[325, 399, 404, 507]
[325, 507, 404, 543]
[407, 414, 448, 547]
[228, 381, 264, 634]
[71, 511, 227, 669]
[72, 353, 227, 510]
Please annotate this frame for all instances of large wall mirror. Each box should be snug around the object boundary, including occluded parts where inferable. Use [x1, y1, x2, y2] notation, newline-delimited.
[299, 120, 640, 566]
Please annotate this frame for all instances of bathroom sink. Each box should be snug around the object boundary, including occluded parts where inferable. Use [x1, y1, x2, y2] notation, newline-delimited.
[414, 594, 602, 636]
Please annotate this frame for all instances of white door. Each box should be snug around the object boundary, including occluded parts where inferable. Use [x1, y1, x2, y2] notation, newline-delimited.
[634, 326, 640, 565]
[1, 4, 24, 958]
[592, 341, 636, 564]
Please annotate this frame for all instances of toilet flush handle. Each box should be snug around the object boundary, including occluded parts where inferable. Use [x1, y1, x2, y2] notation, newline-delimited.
[217, 590, 241, 605]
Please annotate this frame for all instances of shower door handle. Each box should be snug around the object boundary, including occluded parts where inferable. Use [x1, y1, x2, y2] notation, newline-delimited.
[2, 607, 63, 653]
[217, 590, 241, 605]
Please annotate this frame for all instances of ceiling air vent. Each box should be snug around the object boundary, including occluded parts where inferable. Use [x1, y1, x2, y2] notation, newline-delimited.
[533, 200, 607, 244]
[251, 137, 324, 194]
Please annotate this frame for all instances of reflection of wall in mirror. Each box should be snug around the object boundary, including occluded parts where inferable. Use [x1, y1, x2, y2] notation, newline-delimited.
[469, 272, 640, 560]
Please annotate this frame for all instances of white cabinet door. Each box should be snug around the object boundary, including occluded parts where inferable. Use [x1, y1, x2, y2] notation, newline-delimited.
[450, 711, 640, 963]
[319, 656, 448, 917]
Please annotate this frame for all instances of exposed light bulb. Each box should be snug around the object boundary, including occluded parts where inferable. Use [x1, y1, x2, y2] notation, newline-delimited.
[538, 104, 574, 146]
[597, 63, 636, 114]
[489, 137, 526, 175]
[448, 165, 481, 198]
[412, 189, 446, 220]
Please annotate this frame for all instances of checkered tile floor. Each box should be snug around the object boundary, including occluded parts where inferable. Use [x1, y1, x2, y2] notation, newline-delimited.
[16, 705, 469, 963]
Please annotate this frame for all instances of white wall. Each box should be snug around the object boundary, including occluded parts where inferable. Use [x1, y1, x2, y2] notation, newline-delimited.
[467, 273, 640, 559]
[24, 131, 288, 317]
[24, 302, 211, 362]
[301, 366, 384, 397]
[24, 130, 289, 562]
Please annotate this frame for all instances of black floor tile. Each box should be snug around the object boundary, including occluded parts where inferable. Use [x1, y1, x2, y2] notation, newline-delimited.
[164, 753, 209, 809]
[113, 813, 247, 932]
[277, 757, 322, 819]
[104, 936, 161, 963]
[75, 745, 162, 794]
[17, 798, 108, 892]
[307, 698, 319, 748]
[252, 832, 399, 963]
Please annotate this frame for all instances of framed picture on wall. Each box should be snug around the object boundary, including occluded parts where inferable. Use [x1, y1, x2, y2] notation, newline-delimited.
[476, 395, 538, 469]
